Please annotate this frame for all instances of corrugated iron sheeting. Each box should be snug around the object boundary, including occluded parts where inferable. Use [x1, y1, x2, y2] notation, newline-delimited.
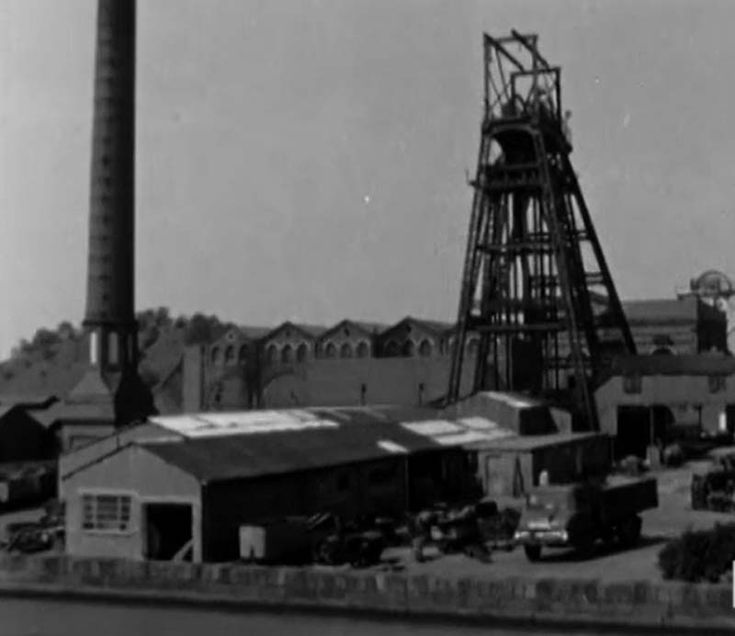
[142, 417, 447, 483]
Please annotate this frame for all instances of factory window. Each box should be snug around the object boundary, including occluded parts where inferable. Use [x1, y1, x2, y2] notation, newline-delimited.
[325, 342, 337, 358]
[211, 346, 222, 366]
[224, 345, 235, 366]
[296, 343, 308, 363]
[384, 340, 399, 356]
[281, 344, 293, 364]
[356, 341, 370, 358]
[402, 340, 415, 357]
[81, 493, 132, 533]
[238, 344, 249, 365]
[709, 375, 726, 394]
[448, 336, 456, 354]
[418, 339, 432, 357]
[266, 344, 278, 364]
[623, 374, 642, 394]
[340, 343, 353, 358]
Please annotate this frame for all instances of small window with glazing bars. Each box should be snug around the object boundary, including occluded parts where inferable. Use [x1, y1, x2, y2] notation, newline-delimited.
[81, 493, 132, 533]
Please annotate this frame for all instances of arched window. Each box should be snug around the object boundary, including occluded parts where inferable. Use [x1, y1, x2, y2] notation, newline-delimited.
[225, 345, 235, 365]
[266, 344, 277, 364]
[356, 341, 370, 358]
[211, 346, 221, 366]
[281, 344, 293, 364]
[418, 340, 432, 357]
[325, 342, 337, 358]
[238, 344, 249, 365]
[296, 343, 308, 363]
[445, 336, 456, 356]
[402, 340, 415, 357]
[384, 340, 399, 357]
[340, 343, 353, 358]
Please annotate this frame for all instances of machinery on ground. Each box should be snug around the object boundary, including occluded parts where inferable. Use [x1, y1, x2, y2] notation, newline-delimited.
[691, 448, 735, 512]
[239, 513, 388, 568]
[412, 498, 520, 562]
[2, 500, 65, 554]
[514, 476, 658, 561]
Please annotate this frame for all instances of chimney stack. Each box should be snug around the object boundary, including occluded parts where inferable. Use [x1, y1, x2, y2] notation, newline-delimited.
[83, 0, 154, 426]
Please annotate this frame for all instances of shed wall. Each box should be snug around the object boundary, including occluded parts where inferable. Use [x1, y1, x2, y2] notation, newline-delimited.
[64, 446, 201, 561]
[202, 457, 408, 561]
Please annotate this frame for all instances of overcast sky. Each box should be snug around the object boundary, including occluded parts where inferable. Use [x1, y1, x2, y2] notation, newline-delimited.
[2, 0, 735, 358]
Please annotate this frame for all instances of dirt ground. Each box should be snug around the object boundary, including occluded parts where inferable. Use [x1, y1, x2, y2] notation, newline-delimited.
[376, 460, 735, 583]
[1, 460, 733, 584]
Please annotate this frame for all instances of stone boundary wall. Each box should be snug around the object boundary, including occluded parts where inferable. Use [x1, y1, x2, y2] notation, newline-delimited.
[0, 554, 733, 633]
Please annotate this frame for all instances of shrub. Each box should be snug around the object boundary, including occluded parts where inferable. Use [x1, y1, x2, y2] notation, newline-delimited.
[658, 523, 735, 583]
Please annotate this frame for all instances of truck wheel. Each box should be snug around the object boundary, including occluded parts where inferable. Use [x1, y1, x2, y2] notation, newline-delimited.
[574, 537, 595, 559]
[618, 516, 642, 547]
[524, 545, 542, 562]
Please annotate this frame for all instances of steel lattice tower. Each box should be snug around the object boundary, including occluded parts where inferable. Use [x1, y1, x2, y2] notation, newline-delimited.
[446, 32, 636, 428]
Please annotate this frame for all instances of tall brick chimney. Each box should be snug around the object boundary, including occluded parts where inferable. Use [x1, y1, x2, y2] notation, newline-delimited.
[83, 0, 154, 426]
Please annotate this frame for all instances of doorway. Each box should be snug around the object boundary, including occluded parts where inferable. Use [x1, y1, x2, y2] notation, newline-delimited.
[143, 502, 193, 561]
[615, 406, 650, 459]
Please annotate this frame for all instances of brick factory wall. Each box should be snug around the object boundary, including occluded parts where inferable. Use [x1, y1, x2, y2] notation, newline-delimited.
[262, 356, 476, 409]
[0, 554, 732, 632]
[183, 348, 477, 411]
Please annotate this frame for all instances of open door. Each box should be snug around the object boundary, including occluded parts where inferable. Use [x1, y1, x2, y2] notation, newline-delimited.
[144, 502, 193, 561]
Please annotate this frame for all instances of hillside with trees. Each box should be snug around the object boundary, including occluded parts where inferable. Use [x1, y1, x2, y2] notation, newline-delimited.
[0, 309, 236, 400]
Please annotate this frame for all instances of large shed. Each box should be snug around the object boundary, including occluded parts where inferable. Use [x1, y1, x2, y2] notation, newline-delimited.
[62, 407, 476, 562]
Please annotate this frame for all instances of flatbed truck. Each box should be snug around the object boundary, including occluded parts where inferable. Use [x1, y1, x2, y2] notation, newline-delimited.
[513, 475, 658, 561]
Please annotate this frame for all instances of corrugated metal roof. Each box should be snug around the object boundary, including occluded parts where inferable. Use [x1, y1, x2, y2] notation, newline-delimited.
[474, 431, 603, 452]
[141, 405, 522, 483]
[141, 413, 447, 483]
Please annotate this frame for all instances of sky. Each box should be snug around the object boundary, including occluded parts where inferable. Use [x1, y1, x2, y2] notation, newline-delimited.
[2, 0, 735, 358]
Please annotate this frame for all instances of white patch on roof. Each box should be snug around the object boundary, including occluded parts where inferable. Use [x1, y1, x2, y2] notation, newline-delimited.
[483, 391, 534, 409]
[377, 440, 409, 454]
[150, 410, 339, 439]
[402, 420, 462, 437]
[458, 416, 499, 430]
[435, 431, 507, 446]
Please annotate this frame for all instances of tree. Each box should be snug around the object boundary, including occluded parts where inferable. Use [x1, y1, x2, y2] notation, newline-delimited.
[184, 313, 225, 345]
